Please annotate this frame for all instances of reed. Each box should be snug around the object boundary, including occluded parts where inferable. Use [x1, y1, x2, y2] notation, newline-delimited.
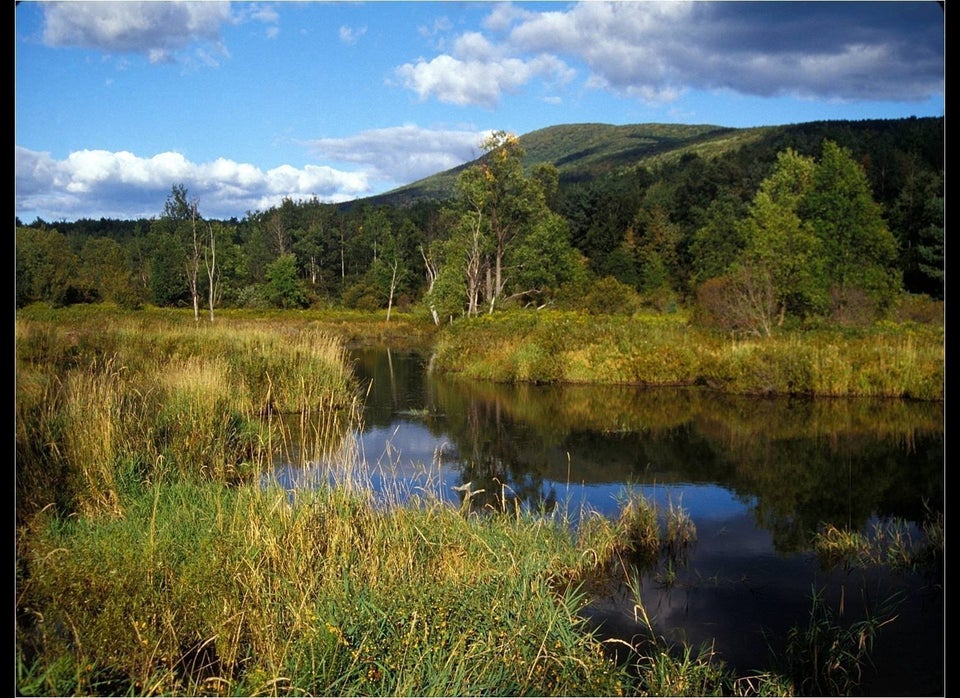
[780, 586, 902, 697]
[15, 313, 362, 525]
[623, 573, 793, 696]
[813, 512, 943, 572]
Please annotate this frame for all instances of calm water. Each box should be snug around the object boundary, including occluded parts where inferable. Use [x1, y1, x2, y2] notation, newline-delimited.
[269, 346, 944, 696]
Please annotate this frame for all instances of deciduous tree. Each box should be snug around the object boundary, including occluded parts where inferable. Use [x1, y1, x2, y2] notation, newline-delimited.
[799, 140, 901, 319]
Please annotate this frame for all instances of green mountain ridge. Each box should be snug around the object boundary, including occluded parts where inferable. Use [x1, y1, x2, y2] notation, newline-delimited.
[361, 122, 777, 206]
[356, 117, 939, 208]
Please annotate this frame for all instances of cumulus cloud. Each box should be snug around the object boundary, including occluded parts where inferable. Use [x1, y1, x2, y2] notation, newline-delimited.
[37, 1, 282, 63]
[40, 1, 232, 63]
[307, 125, 494, 184]
[396, 0, 943, 107]
[15, 146, 373, 222]
[395, 50, 574, 108]
[14, 122, 497, 222]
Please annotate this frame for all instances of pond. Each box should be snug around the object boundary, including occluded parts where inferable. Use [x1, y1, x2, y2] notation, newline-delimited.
[269, 346, 944, 696]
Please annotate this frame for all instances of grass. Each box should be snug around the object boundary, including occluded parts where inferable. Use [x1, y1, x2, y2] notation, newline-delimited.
[780, 586, 903, 697]
[430, 309, 944, 400]
[18, 479, 629, 696]
[813, 507, 944, 572]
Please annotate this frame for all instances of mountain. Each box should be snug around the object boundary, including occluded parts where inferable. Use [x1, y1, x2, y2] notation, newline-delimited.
[354, 118, 941, 209]
[360, 122, 776, 207]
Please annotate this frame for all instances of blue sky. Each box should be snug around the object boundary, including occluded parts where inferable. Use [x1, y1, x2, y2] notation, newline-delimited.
[15, 1, 944, 223]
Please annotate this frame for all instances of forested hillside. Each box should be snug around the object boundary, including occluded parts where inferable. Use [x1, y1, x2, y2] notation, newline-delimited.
[16, 117, 943, 332]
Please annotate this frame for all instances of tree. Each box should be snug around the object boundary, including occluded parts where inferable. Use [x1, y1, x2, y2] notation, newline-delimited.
[451, 165, 493, 316]
[888, 166, 943, 298]
[186, 202, 202, 321]
[440, 130, 564, 316]
[264, 254, 309, 309]
[633, 205, 683, 297]
[149, 229, 187, 306]
[421, 209, 471, 324]
[16, 226, 80, 307]
[507, 212, 585, 308]
[738, 148, 820, 322]
[799, 140, 901, 319]
[452, 131, 545, 312]
[157, 184, 202, 318]
[79, 237, 141, 308]
[204, 221, 230, 321]
[372, 231, 409, 321]
[689, 191, 748, 285]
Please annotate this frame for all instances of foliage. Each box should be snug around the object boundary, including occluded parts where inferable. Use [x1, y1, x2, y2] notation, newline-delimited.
[264, 253, 310, 308]
[579, 276, 642, 316]
[799, 140, 902, 316]
[16, 226, 81, 308]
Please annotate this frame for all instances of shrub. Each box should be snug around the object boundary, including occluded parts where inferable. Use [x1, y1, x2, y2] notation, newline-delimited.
[890, 293, 944, 325]
[580, 276, 642, 316]
[693, 274, 771, 335]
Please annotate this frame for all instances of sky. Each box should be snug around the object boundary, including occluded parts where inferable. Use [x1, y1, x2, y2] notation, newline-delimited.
[15, 1, 944, 224]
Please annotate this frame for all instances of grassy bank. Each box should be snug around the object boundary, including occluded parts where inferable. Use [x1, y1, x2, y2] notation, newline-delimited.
[18, 480, 629, 696]
[430, 310, 944, 400]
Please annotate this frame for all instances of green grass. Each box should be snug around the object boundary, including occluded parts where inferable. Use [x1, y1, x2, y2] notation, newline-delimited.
[431, 309, 943, 400]
[18, 480, 629, 696]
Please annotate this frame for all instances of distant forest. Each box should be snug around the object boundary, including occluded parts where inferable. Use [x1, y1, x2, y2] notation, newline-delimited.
[16, 117, 943, 332]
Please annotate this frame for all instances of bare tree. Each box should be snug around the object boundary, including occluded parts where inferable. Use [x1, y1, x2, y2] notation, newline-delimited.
[204, 221, 221, 322]
[186, 200, 202, 322]
[420, 245, 440, 325]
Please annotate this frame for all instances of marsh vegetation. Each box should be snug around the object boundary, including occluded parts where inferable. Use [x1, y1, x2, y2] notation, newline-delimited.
[15, 306, 943, 696]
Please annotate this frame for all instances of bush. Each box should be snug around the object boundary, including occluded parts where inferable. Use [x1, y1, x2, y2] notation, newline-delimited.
[580, 276, 641, 315]
[828, 286, 880, 327]
[890, 293, 944, 325]
[694, 275, 763, 334]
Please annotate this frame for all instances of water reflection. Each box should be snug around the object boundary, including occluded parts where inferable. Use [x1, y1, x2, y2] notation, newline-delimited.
[269, 346, 944, 696]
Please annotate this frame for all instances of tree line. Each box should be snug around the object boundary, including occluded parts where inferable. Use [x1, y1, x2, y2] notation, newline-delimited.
[16, 120, 943, 334]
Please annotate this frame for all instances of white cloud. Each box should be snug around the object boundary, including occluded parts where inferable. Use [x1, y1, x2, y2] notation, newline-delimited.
[339, 24, 367, 45]
[481, 3, 536, 33]
[15, 146, 375, 222]
[308, 125, 494, 183]
[14, 123, 497, 222]
[41, 1, 233, 63]
[395, 52, 571, 108]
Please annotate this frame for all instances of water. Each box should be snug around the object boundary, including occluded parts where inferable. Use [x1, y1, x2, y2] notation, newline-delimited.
[269, 346, 945, 696]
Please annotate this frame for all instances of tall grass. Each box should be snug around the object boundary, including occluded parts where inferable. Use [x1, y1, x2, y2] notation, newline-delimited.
[813, 507, 944, 573]
[16, 314, 361, 525]
[780, 586, 902, 697]
[431, 310, 943, 400]
[621, 573, 794, 696]
[18, 480, 628, 696]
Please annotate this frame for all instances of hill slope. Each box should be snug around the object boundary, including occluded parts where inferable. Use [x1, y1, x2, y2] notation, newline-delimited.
[355, 117, 941, 209]
[362, 122, 777, 207]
